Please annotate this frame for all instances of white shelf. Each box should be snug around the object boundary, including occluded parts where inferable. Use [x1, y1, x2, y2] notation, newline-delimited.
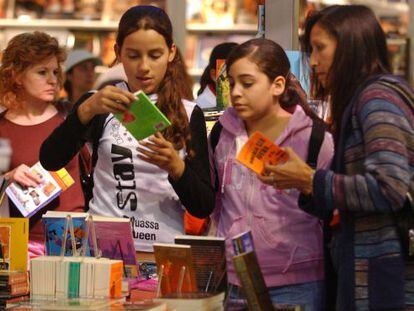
[186, 23, 256, 34]
[0, 19, 118, 30]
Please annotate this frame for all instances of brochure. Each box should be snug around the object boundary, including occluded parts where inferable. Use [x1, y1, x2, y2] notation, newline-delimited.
[6, 162, 74, 218]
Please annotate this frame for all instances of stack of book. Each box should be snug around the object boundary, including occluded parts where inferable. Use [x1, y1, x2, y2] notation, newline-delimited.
[30, 256, 123, 299]
[0, 271, 29, 308]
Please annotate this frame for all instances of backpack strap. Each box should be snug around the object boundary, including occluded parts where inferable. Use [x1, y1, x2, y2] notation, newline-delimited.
[306, 119, 326, 169]
[210, 121, 223, 191]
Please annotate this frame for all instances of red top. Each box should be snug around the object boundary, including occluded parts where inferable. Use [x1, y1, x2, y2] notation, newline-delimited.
[0, 113, 85, 242]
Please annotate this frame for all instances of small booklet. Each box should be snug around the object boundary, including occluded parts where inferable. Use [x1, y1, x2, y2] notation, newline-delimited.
[6, 162, 74, 218]
[231, 230, 255, 255]
[236, 131, 289, 175]
[114, 90, 172, 141]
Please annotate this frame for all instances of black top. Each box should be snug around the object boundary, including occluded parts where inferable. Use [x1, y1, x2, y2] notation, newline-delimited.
[40, 92, 215, 218]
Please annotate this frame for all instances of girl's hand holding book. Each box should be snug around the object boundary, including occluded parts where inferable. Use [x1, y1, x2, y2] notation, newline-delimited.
[137, 132, 185, 181]
[78, 85, 136, 124]
[5, 164, 42, 188]
[258, 147, 314, 195]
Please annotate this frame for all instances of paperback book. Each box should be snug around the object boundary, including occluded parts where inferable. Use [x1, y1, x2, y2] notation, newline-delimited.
[114, 90, 171, 141]
[153, 243, 197, 296]
[6, 162, 74, 217]
[42, 211, 89, 257]
[236, 131, 289, 175]
[175, 235, 226, 293]
[91, 215, 138, 278]
[0, 218, 28, 271]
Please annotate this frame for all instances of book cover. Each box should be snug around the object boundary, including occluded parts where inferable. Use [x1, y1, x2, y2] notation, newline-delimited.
[232, 251, 273, 311]
[42, 211, 88, 257]
[174, 235, 226, 293]
[153, 243, 197, 296]
[0, 218, 28, 272]
[91, 215, 138, 278]
[114, 91, 171, 141]
[0, 271, 28, 286]
[0, 280, 29, 296]
[6, 162, 74, 218]
[215, 61, 231, 110]
[236, 131, 289, 175]
[231, 230, 254, 255]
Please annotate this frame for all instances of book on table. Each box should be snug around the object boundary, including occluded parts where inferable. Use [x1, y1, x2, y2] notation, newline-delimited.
[90, 215, 138, 278]
[6, 162, 74, 217]
[42, 211, 89, 257]
[174, 235, 226, 293]
[153, 243, 197, 296]
[0, 218, 28, 271]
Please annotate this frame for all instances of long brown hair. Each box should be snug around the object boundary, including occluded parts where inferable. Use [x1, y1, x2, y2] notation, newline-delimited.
[302, 5, 390, 133]
[116, 5, 194, 153]
[0, 31, 66, 110]
[226, 38, 316, 119]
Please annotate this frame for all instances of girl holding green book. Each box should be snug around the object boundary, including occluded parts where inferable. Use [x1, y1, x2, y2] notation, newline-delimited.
[40, 6, 214, 256]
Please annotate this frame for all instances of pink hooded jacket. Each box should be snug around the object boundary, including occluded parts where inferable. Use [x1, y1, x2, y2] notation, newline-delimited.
[210, 105, 334, 287]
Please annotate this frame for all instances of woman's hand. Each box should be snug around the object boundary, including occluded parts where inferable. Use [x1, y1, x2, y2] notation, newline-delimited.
[78, 85, 137, 124]
[258, 147, 314, 195]
[5, 164, 42, 188]
[137, 132, 185, 181]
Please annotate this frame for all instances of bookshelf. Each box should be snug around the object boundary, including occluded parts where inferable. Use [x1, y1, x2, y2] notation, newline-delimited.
[184, 0, 258, 81]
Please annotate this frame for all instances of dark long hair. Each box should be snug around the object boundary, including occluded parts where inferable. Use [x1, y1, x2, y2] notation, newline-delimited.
[226, 38, 315, 118]
[116, 5, 194, 153]
[197, 42, 238, 96]
[302, 5, 390, 133]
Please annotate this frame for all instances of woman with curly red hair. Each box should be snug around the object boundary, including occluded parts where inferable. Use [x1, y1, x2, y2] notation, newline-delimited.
[0, 31, 85, 258]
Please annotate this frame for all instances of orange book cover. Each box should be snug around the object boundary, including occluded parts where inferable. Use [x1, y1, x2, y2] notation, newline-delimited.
[153, 243, 197, 296]
[109, 261, 123, 298]
[0, 218, 28, 272]
[236, 131, 288, 174]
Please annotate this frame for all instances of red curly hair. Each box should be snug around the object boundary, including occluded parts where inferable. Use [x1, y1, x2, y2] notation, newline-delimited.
[0, 31, 66, 110]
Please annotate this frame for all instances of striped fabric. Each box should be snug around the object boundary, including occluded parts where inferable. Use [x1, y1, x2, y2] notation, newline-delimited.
[313, 76, 414, 310]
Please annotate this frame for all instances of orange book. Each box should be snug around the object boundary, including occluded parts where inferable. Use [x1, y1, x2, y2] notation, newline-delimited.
[236, 131, 288, 174]
[153, 243, 197, 296]
[0, 218, 28, 272]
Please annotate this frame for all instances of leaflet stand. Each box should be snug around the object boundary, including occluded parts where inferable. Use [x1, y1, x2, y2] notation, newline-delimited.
[60, 215, 78, 257]
[156, 264, 193, 298]
[80, 214, 101, 258]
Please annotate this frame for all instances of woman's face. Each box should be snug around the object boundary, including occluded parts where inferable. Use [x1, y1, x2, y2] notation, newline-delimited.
[309, 22, 337, 89]
[17, 56, 59, 104]
[117, 29, 176, 94]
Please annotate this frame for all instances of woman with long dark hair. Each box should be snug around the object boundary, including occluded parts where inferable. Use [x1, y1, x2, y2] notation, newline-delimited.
[40, 5, 214, 256]
[267, 5, 414, 310]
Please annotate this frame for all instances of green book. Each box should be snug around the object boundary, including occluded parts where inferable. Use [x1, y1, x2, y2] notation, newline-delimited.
[115, 91, 171, 141]
[68, 261, 80, 298]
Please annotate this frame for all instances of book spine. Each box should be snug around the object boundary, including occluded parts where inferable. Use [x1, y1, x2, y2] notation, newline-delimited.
[232, 252, 273, 311]
[0, 281, 29, 296]
[109, 262, 123, 298]
[68, 262, 80, 298]
[0, 272, 28, 285]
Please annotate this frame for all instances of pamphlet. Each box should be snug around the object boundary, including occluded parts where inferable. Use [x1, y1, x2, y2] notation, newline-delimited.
[6, 162, 74, 218]
[236, 131, 288, 174]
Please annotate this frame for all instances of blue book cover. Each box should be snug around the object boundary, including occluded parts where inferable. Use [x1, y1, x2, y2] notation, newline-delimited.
[42, 212, 89, 256]
[231, 230, 254, 255]
[286, 50, 310, 96]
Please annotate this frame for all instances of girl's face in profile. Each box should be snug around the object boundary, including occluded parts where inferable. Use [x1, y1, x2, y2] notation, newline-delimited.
[228, 57, 283, 122]
[309, 22, 337, 89]
[118, 29, 176, 94]
[17, 56, 60, 104]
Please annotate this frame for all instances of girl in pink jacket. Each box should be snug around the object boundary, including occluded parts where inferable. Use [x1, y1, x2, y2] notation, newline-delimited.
[209, 38, 334, 310]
